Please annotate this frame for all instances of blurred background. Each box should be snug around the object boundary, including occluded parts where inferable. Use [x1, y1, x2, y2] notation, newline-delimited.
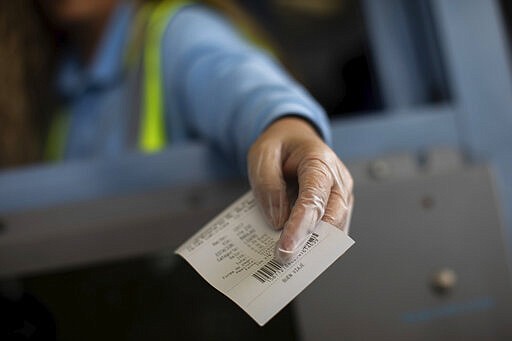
[1, 0, 512, 339]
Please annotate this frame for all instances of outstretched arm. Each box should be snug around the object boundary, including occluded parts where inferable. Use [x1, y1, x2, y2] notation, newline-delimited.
[166, 5, 353, 262]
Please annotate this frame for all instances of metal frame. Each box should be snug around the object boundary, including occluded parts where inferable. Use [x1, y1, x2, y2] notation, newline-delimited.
[356, 0, 512, 248]
[0, 144, 238, 214]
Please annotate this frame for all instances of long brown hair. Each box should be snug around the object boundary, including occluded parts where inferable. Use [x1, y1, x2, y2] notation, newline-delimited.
[0, 0, 55, 168]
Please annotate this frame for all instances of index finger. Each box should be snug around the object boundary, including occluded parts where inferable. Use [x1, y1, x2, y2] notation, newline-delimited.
[276, 156, 334, 263]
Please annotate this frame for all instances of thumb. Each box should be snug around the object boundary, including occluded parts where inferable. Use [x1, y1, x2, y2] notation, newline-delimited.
[276, 156, 332, 263]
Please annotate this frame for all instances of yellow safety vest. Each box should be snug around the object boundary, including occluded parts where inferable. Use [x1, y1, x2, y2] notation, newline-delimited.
[45, 0, 187, 160]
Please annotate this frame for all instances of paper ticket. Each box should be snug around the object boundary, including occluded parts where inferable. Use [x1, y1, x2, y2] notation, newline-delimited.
[175, 191, 354, 326]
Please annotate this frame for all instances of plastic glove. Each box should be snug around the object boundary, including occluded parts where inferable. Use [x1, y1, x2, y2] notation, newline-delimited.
[248, 117, 354, 263]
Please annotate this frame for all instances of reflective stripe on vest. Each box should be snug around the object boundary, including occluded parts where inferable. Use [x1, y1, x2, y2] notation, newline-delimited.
[44, 109, 70, 161]
[140, 0, 187, 152]
[45, 1, 187, 160]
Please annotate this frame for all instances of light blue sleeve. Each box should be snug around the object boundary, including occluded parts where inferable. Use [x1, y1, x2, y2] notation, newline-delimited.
[161, 5, 331, 171]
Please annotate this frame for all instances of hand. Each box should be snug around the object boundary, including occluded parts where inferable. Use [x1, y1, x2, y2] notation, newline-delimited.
[248, 117, 354, 263]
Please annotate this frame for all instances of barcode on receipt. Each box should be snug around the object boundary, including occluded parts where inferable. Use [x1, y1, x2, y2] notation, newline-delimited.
[251, 233, 320, 283]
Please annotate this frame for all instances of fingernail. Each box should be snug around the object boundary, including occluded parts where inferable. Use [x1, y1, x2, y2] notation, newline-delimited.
[274, 231, 297, 263]
[275, 231, 313, 264]
[275, 243, 295, 264]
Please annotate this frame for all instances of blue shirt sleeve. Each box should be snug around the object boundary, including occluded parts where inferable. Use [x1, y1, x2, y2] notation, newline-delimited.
[161, 4, 331, 171]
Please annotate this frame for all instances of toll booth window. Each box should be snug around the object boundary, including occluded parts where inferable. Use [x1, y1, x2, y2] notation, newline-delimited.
[238, 0, 452, 118]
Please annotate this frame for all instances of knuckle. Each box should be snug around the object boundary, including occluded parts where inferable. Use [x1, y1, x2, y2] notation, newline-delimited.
[323, 207, 347, 230]
[322, 213, 338, 227]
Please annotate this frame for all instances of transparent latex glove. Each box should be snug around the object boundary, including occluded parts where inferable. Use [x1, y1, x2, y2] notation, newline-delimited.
[248, 117, 354, 264]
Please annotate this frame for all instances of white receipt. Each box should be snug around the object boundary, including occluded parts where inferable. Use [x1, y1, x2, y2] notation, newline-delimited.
[175, 191, 355, 326]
